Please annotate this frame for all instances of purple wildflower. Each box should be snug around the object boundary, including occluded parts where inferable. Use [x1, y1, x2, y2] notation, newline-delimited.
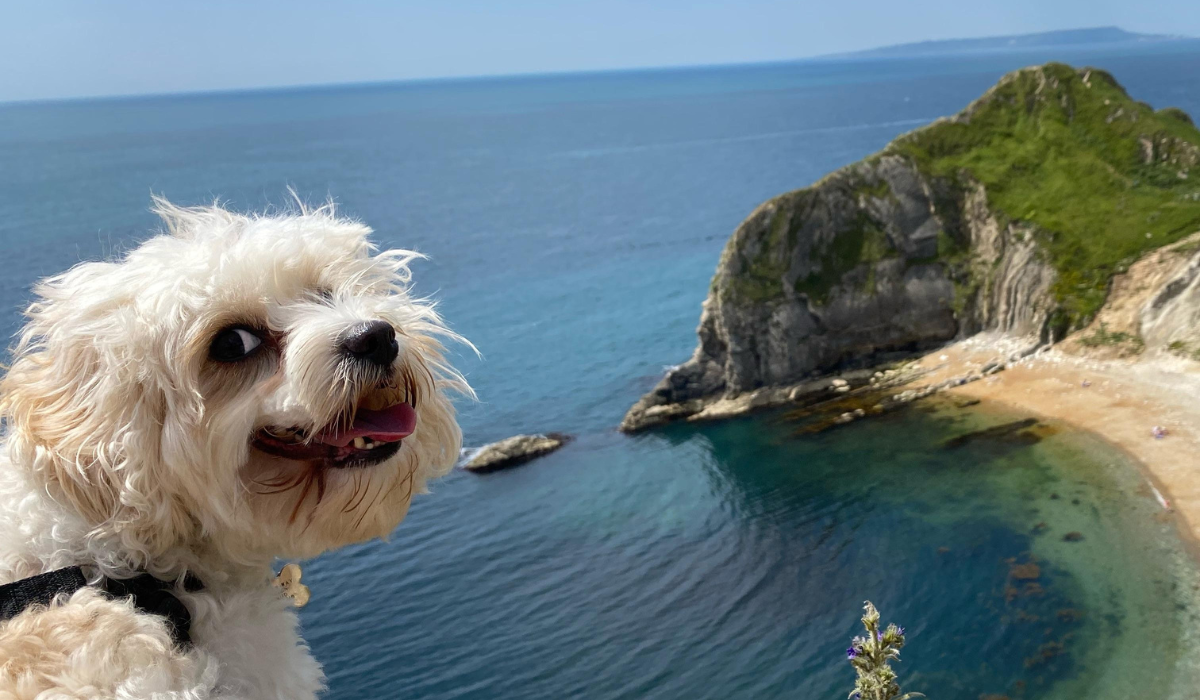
[897, 626, 905, 636]
[877, 631, 883, 641]
[846, 646, 858, 659]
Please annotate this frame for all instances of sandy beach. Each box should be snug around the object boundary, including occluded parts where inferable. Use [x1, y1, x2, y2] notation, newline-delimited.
[907, 335, 1200, 545]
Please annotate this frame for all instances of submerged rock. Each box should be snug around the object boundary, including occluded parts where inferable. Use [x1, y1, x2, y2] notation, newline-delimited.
[1010, 562, 1042, 581]
[1025, 640, 1066, 669]
[941, 418, 1040, 449]
[1056, 608, 1083, 622]
[462, 433, 571, 474]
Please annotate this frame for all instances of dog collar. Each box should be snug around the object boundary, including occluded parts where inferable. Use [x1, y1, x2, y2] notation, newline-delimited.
[0, 566, 204, 647]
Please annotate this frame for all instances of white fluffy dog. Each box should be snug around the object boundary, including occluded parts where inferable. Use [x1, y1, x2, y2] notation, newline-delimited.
[0, 199, 470, 699]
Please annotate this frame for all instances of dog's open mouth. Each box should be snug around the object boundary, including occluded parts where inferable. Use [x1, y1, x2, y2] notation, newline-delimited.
[252, 400, 416, 469]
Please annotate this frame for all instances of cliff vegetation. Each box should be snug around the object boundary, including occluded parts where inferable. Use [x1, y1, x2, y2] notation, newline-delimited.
[892, 63, 1200, 329]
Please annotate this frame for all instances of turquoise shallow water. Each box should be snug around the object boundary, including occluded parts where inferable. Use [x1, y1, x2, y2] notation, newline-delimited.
[4, 41, 1200, 698]
[301, 398, 1200, 699]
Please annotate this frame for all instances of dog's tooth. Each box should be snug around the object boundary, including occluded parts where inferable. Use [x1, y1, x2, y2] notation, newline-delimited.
[353, 437, 367, 449]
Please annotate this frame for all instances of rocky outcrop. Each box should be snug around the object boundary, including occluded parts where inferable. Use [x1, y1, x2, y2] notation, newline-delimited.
[1062, 233, 1200, 359]
[622, 64, 1200, 432]
[1141, 245, 1200, 351]
[620, 158, 1055, 432]
[461, 433, 571, 473]
[958, 184, 1057, 338]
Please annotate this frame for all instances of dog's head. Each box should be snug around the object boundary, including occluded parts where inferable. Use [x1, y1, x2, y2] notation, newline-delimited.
[1, 199, 471, 568]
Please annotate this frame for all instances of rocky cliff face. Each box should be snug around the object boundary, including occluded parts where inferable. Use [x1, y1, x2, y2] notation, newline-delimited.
[1060, 233, 1200, 359]
[1141, 248, 1200, 351]
[622, 63, 1200, 432]
[958, 184, 1057, 337]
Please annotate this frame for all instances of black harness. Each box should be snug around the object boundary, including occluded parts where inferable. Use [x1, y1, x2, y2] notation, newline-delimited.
[0, 566, 203, 647]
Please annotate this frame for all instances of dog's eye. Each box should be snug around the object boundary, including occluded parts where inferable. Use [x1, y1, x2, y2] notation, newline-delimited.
[210, 326, 264, 362]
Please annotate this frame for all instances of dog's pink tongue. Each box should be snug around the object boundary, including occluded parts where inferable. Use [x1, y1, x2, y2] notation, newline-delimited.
[317, 404, 417, 447]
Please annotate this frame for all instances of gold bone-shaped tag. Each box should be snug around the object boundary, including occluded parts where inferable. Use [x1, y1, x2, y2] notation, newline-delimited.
[273, 563, 311, 608]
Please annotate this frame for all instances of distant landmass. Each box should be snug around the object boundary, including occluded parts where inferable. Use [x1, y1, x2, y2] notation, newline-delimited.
[830, 27, 1192, 59]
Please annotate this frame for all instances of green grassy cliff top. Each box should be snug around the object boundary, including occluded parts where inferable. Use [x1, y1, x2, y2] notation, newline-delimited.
[891, 63, 1200, 326]
[718, 64, 1200, 333]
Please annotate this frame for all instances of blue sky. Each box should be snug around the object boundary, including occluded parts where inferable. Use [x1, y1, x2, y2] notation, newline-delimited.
[3, 0, 1198, 102]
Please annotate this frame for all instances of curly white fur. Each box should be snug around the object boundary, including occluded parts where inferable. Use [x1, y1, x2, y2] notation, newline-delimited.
[0, 199, 471, 699]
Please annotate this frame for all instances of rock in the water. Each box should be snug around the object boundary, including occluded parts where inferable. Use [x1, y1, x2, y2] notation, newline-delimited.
[1010, 562, 1041, 581]
[462, 433, 571, 473]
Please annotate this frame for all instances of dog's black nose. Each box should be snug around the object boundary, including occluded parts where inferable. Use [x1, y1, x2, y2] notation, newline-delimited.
[340, 321, 398, 368]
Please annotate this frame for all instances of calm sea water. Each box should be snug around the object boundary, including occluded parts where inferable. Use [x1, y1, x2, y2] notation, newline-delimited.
[4, 42, 1200, 699]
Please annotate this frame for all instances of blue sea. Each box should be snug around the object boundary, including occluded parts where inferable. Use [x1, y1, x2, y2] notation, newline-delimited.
[5, 41, 1200, 699]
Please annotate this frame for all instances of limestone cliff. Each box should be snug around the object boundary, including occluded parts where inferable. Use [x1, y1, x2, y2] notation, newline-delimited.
[1061, 233, 1200, 360]
[623, 63, 1200, 432]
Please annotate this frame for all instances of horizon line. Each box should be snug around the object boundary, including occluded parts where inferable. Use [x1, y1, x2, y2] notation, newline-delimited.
[3, 27, 1196, 109]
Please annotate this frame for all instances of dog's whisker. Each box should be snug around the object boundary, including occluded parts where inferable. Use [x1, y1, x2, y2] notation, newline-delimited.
[377, 462, 409, 506]
[343, 471, 372, 515]
[351, 478, 385, 532]
[314, 469, 326, 506]
[252, 474, 302, 489]
[297, 469, 328, 531]
[288, 469, 320, 524]
[338, 472, 359, 514]
[253, 481, 304, 496]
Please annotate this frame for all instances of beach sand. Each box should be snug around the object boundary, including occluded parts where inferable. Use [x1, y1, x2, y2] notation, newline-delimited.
[907, 335, 1200, 545]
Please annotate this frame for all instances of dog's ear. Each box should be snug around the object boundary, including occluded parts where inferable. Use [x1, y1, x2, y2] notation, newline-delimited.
[1, 261, 194, 558]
